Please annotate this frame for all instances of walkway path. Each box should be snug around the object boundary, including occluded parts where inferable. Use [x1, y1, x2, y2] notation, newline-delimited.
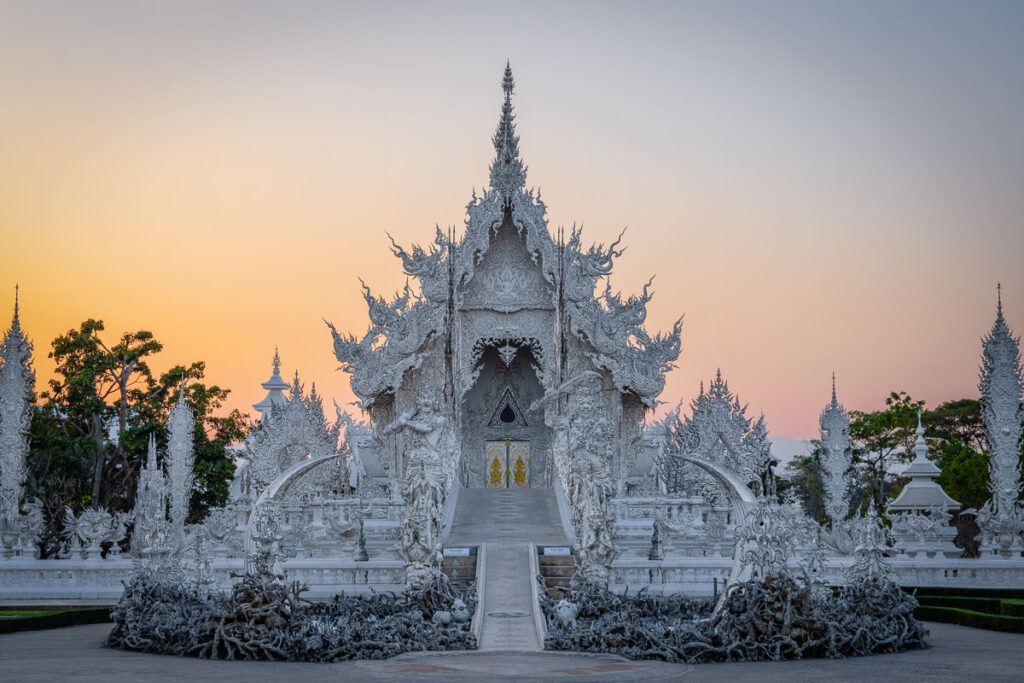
[445, 488, 569, 652]
[2, 622, 1023, 681]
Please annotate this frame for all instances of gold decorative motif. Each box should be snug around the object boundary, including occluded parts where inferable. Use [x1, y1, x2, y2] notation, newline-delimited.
[485, 439, 529, 488]
[489, 457, 503, 487]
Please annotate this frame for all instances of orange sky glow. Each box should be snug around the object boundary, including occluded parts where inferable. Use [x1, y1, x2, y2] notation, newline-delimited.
[1, 2, 1022, 438]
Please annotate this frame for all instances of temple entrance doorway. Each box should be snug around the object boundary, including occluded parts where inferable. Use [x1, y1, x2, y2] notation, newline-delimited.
[485, 439, 530, 488]
[460, 342, 550, 488]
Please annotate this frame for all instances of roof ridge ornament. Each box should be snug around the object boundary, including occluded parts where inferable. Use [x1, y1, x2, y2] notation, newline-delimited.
[488, 61, 527, 205]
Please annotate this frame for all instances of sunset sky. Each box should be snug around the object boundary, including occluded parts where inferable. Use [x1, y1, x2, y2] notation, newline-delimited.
[1, 1, 1022, 438]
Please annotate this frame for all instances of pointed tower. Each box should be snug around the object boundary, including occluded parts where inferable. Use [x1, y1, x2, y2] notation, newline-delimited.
[253, 348, 290, 420]
[980, 285, 1024, 515]
[489, 61, 527, 204]
[819, 374, 852, 525]
[165, 388, 195, 535]
[132, 433, 169, 554]
[976, 285, 1024, 553]
[0, 286, 35, 523]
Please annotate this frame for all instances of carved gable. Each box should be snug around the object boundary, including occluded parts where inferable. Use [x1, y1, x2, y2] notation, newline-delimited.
[460, 219, 553, 312]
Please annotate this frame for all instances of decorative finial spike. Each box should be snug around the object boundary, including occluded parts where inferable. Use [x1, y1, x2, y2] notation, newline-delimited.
[831, 372, 838, 405]
[272, 346, 281, 373]
[997, 282, 1003, 316]
[13, 284, 19, 324]
[502, 60, 514, 98]
[489, 62, 526, 199]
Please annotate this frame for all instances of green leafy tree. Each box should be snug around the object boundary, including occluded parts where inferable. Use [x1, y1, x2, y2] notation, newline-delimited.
[27, 320, 248, 554]
[782, 444, 827, 525]
[40, 319, 162, 506]
[849, 390, 923, 509]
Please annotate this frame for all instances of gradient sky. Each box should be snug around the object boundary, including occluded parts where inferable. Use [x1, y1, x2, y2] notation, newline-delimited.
[2, 1, 1022, 438]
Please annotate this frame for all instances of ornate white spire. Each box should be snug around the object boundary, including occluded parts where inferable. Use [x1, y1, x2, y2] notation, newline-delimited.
[253, 347, 290, 419]
[165, 388, 195, 534]
[488, 61, 527, 204]
[979, 286, 1023, 516]
[0, 287, 34, 522]
[819, 374, 851, 525]
[132, 433, 169, 554]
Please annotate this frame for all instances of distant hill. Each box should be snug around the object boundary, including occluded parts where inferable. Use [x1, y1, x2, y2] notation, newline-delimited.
[768, 436, 813, 470]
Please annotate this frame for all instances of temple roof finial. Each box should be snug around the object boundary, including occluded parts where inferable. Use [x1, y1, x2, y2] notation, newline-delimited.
[502, 60, 514, 99]
[831, 372, 837, 405]
[12, 284, 19, 326]
[997, 282, 1003, 316]
[273, 346, 281, 373]
[489, 61, 526, 201]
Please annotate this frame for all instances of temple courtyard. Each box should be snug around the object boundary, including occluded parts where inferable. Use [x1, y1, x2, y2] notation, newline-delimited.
[0, 621, 1020, 682]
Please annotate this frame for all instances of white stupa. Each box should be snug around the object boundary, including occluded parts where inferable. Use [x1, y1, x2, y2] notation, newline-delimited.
[252, 348, 290, 419]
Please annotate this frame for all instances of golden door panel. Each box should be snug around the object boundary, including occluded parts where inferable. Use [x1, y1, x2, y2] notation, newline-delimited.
[509, 440, 529, 488]
[486, 440, 507, 488]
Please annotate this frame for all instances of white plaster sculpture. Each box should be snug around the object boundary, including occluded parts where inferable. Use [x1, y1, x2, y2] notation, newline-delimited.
[0, 289, 39, 557]
[660, 371, 777, 500]
[132, 434, 170, 557]
[245, 372, 346, 495]
[165, 389, 195, 538]
[383, 389, 452, 586]
[976, 286, 1024, 556]
[819, 374, 852, 525]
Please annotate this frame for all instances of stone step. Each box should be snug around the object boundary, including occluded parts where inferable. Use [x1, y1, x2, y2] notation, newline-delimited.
[441, 554, 478, 590]
[536, 549, 576, 599]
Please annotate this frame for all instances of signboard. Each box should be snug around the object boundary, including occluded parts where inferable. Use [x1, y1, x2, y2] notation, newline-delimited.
[541, 546, 571, 556]
[443, 547, 471, 557]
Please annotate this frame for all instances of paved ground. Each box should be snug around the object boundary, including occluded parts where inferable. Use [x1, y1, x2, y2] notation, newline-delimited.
[1, 621, 1023, 681]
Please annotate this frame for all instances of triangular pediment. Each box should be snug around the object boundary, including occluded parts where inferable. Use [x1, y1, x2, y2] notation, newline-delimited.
[459, 218, 553, 312]
[487, 385, 528, 427]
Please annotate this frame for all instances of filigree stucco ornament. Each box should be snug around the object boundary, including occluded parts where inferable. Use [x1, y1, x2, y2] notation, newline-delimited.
[132, 434, 169, 556]
[735, 499, 792, 579]
[246, 374, 347, 495]
[64, 506, 121, 559]
[554, 380, 617, 584]
[847, 503, 892, 583]
[165, 390, 195, 539]
[819, 375, 852, 526]
[249, 499, 286, 579]
[0, 290, 37, 554]
[327, 280, 445, 405]
[203, 505, 241, 557]
[384, 388, 452, 586]
[660, 371, 776, 499]
[976, 287, 1024, 554]
[891, 505, 951, 544]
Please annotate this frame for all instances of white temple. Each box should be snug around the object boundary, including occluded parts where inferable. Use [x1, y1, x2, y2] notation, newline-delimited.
[1, 70, 1023, 603]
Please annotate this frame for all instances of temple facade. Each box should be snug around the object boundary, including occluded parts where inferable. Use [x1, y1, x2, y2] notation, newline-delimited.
[326, 64, 681, 583]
